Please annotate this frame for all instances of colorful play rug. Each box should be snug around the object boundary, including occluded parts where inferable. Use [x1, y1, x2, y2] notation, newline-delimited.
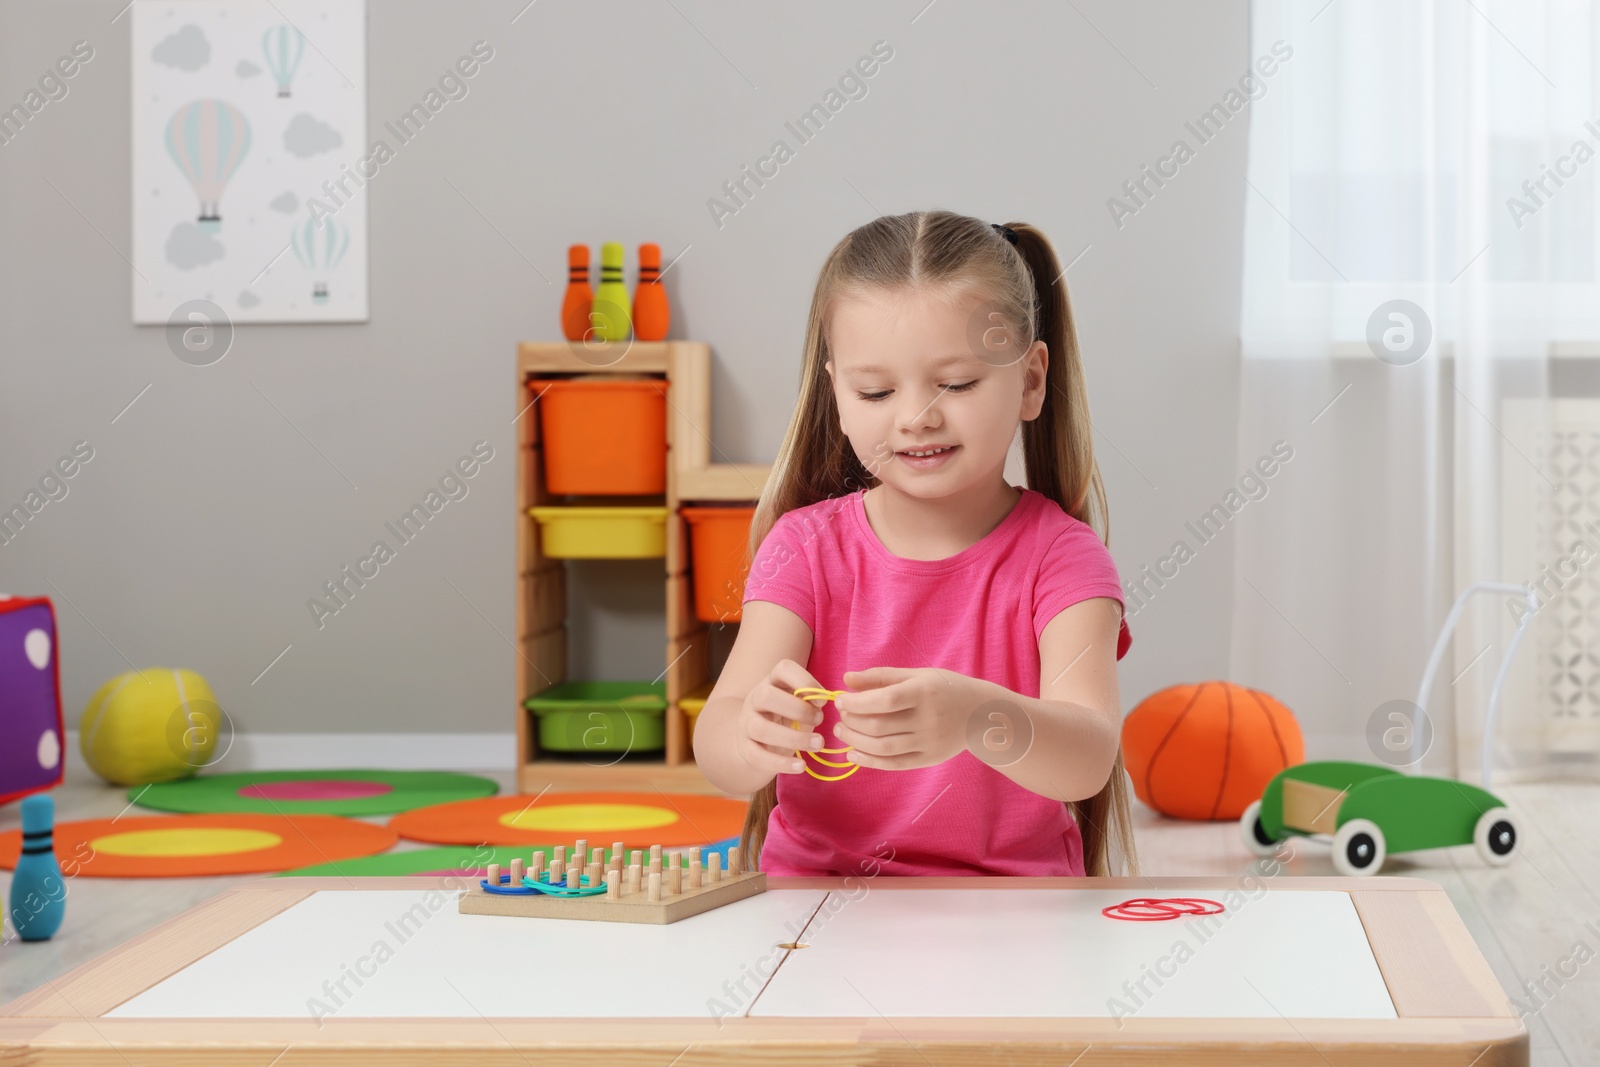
[388, 791, 747, 848]
[127, 769, 498, 816]
[0, 813, 397, 877]
[276, 835, 743, 877]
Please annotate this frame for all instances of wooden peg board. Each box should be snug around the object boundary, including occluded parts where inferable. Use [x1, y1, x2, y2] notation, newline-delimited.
[459, 851, 766, 925]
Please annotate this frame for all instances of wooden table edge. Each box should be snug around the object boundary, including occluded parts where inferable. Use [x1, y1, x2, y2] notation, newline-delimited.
[0, 874, 1528, 1066]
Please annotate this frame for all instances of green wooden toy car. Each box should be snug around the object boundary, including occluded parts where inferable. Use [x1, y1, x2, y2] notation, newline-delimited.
[1239, 760, 1518, 876]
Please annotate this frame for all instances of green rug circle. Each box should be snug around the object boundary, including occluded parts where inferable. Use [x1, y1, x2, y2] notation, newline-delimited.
[274, 836, 741, 877]
[130, 769, 498, 816]
[275, 844, 555, 877]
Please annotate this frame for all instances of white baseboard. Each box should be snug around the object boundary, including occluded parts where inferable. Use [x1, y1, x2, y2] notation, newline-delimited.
[64, 731, 517, 773]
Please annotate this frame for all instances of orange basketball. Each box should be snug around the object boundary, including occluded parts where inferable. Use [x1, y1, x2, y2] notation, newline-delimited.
[1121, 681, 1304, 821]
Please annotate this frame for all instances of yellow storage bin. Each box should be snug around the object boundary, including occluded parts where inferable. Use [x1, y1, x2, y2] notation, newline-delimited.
[528, 506, 668, 558]
[678, 682, 713, 742]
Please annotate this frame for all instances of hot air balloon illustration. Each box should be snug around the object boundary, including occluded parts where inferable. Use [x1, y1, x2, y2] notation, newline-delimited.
[262, 25, 306, 98]
[165, 100, 251, 233]
[291, 212, 350, 303]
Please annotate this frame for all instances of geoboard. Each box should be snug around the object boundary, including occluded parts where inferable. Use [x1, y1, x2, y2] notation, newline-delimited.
[457, 840, 765, 924]
[0, 877, 1526, 1065]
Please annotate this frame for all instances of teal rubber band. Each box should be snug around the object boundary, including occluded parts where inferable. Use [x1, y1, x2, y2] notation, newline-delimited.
[522, 872, 607, 896]
[480, 872, 608, 897]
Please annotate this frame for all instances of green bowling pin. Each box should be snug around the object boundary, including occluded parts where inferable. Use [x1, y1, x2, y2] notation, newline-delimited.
[590, 242, 632, 341]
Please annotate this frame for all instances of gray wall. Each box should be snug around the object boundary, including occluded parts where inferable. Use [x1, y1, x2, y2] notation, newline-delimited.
[0, 1, 1247, 741]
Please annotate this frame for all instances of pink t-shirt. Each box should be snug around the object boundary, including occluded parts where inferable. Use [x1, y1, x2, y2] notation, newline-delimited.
[741, 486, 1130, 877]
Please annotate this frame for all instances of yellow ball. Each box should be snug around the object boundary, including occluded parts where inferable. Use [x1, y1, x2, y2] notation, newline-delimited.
[79, 669, 223, 786]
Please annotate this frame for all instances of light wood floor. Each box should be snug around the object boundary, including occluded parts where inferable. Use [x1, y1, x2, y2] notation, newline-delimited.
[3, 757, 1596, 1065]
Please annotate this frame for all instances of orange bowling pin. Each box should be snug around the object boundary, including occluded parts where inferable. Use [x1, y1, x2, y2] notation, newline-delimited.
[561, 244, 593, 341]
[632, 242, 671, 341]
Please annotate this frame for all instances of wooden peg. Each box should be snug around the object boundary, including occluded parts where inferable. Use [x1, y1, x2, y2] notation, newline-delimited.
[486, 863, 500, 887]
[606, 873, 621, 899]
[587, 861, 601, 886]
[667, 864, 681, 895]
[531, 852, 546, 883]
[575, 839, 587, 867]
[630, 850, 642, 869]
[612, 841, 625, 866]
[627, 863, 641, 894]
[647, 870, 662, 902]
[728, 847, 741, 876]
[689, 855, 702, 888]
[649, 844, 662, 865]
[708, 852, 721, 883]
[554, 845, 566, 865]
[566, 866, 580, 889]
[591, 847, 604, 868]
[509, 858, 524, 885]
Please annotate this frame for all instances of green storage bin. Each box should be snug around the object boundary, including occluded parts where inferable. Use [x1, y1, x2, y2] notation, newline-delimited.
[524, 681, 667, 754]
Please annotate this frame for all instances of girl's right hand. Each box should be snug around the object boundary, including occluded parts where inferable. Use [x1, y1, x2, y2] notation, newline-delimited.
[738, 658, 828, 777]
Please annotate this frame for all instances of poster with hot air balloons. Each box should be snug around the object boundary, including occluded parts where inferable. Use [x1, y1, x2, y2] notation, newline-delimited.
[131, 1, 368, 324]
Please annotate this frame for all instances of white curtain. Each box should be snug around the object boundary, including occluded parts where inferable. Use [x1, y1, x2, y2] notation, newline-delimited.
[1233, 0, 1600, 784]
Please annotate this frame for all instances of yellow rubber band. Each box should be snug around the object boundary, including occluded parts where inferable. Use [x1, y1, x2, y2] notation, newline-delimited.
[802, 763, 861, 781]
[788, 688, 858, 781]
[790, 688, 838, 730]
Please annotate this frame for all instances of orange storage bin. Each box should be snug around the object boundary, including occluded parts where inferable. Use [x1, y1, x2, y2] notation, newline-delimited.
[529, 378, 667, 495]
[681, 506, 755, 623]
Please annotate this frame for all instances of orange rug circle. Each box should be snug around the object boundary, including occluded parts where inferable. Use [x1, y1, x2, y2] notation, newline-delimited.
[390, 791, 747, 847]
[0, 814, 397, 877]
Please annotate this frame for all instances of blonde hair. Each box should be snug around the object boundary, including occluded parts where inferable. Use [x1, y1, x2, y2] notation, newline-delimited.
[737, 209, 1138, 877]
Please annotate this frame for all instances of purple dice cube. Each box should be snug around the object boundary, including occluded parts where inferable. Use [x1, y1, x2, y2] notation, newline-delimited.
[0, 596, 65, 805]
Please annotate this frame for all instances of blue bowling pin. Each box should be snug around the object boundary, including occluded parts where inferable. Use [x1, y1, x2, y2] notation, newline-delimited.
[8, 793, 66, 941]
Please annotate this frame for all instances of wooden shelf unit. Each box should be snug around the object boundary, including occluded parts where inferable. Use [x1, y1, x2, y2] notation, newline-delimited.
[516, 341, 768, 794]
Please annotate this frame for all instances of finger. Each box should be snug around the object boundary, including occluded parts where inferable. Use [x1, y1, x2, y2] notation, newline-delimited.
[840, 746, 925, 771]
[836, 706, 916, 738]
[739, 737, 806, 776]
[753, 682, 824, 727]
[771, 658, 824, 694]
[832, 718, 917, 756]
[751, 710, 824, 753]
[835, 678, 917, 716]
[841, 667, 914, 691]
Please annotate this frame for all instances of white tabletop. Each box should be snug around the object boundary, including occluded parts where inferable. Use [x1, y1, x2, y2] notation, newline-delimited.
[105, 886, 1395, 1020]
[751, 887, 1396, 1019]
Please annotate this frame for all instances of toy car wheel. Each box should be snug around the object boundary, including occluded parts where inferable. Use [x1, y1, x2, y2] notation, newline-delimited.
[1473, 806, 1518, 867]
[1331, 818, 1386, 876]
[1239, 800, 1280, 857]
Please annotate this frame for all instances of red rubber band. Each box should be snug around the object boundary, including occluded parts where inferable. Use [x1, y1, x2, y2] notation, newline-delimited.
[1101, 897, 1225, 921]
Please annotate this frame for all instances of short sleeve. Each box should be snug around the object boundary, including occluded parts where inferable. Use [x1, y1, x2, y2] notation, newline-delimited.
[741, 511, 817, 633]
[1033, 522, 1133, 660]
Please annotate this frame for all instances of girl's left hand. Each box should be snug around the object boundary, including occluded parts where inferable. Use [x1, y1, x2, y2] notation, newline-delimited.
[833, 667, 984, 770]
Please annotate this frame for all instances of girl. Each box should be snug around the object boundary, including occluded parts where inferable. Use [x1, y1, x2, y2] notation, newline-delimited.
[693, 210, 1137, 878]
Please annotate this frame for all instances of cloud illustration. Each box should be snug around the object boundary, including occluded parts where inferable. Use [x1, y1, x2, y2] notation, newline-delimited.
[152, 25, 210, 71]
[165, 222, 224, 270]
[283, 113, 342, 157]
[237, 289, 262, 308]
[270, 190, 299, 213]
[236, 59, 262, 78]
